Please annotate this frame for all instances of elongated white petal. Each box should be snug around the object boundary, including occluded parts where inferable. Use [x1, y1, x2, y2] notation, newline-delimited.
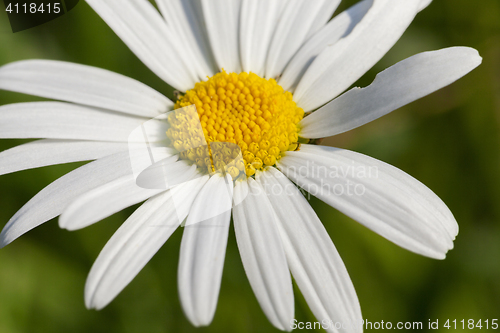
[183, 174, 233, 227]
[278, 145, 458, 259]
[178, 174, 233, 326]
[85, 176, 208, 310]
[239, 0, 284, 76]
[0, 140, 128, 176]
[59, 174, 163, 231]
[201, 0, 241, 73]
[0, 102, 167, 142]
[419, 0, 433, 11]
[305, 0, 342, 39]
[258, 168, 362, 333]
[86, 0, 196, 91]
[0, 60, 172, 117]
[0, 152, 135, 247]
[300, 47, 482, 138]
[156, 0, 216, 79]
[265, 0, 340, 79]
[280, 0, 373, 92]
[136, 158, 199, 191]
[294, 0, 421, 111]
[232, 179, 294, 331]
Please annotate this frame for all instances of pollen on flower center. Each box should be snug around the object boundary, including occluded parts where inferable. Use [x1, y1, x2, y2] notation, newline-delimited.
[167, 70, 304, 178]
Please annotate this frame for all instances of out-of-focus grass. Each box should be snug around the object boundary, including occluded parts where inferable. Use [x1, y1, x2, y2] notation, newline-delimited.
[0, 1, 499, 332]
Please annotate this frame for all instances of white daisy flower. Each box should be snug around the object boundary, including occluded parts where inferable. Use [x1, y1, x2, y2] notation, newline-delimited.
[0, 0, 481, 332]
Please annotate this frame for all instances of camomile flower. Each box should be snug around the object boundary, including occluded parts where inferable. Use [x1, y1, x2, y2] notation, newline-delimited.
[0, 0, 481, 332]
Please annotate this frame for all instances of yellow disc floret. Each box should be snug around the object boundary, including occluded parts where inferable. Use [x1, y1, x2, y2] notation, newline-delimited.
[168, 70, 304, 177]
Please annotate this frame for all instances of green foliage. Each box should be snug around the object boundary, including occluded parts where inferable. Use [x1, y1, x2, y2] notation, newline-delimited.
[1, 1, 499, 331]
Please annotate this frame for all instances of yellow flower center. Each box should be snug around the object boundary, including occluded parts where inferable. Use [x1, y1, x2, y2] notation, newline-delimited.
[168, 71, 304, 178]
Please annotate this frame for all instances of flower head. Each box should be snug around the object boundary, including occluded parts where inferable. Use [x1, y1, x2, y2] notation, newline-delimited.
[171, 70, 304, 177]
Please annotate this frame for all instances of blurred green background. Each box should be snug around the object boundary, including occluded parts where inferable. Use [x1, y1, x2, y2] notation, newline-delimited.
[0, 0, 499, 332]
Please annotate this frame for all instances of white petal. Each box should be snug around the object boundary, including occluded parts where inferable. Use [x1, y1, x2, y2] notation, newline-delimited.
[418, 0, 433, 11]
[59, 153, 184, 230]
[156, 0, 216, 79]
[239, 0, 284, 76]
[86, 0, 196, 91]
[232, 179, 294, 331]
[183, 174, 233, 226]
[85, 176, 208, 310]
[59, 175, 163, 231]
[300, 47, 482, 138]
[136, 158, 200, 191]
[0, 152, 136, 247]
[265, 0, 340, 79]
[257, 168, 362, 333]
[178, 174, 233, 326]
[279, 0, 373, 92]
[0, 60, 172, 117]
[0, 140, 128, 176]
[294, 0, 422, 111]
[201, 0, 241, 73]
[305, 0, 342, 39]
[0, 102, 167, 142]
[278, 145, 458, 259]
